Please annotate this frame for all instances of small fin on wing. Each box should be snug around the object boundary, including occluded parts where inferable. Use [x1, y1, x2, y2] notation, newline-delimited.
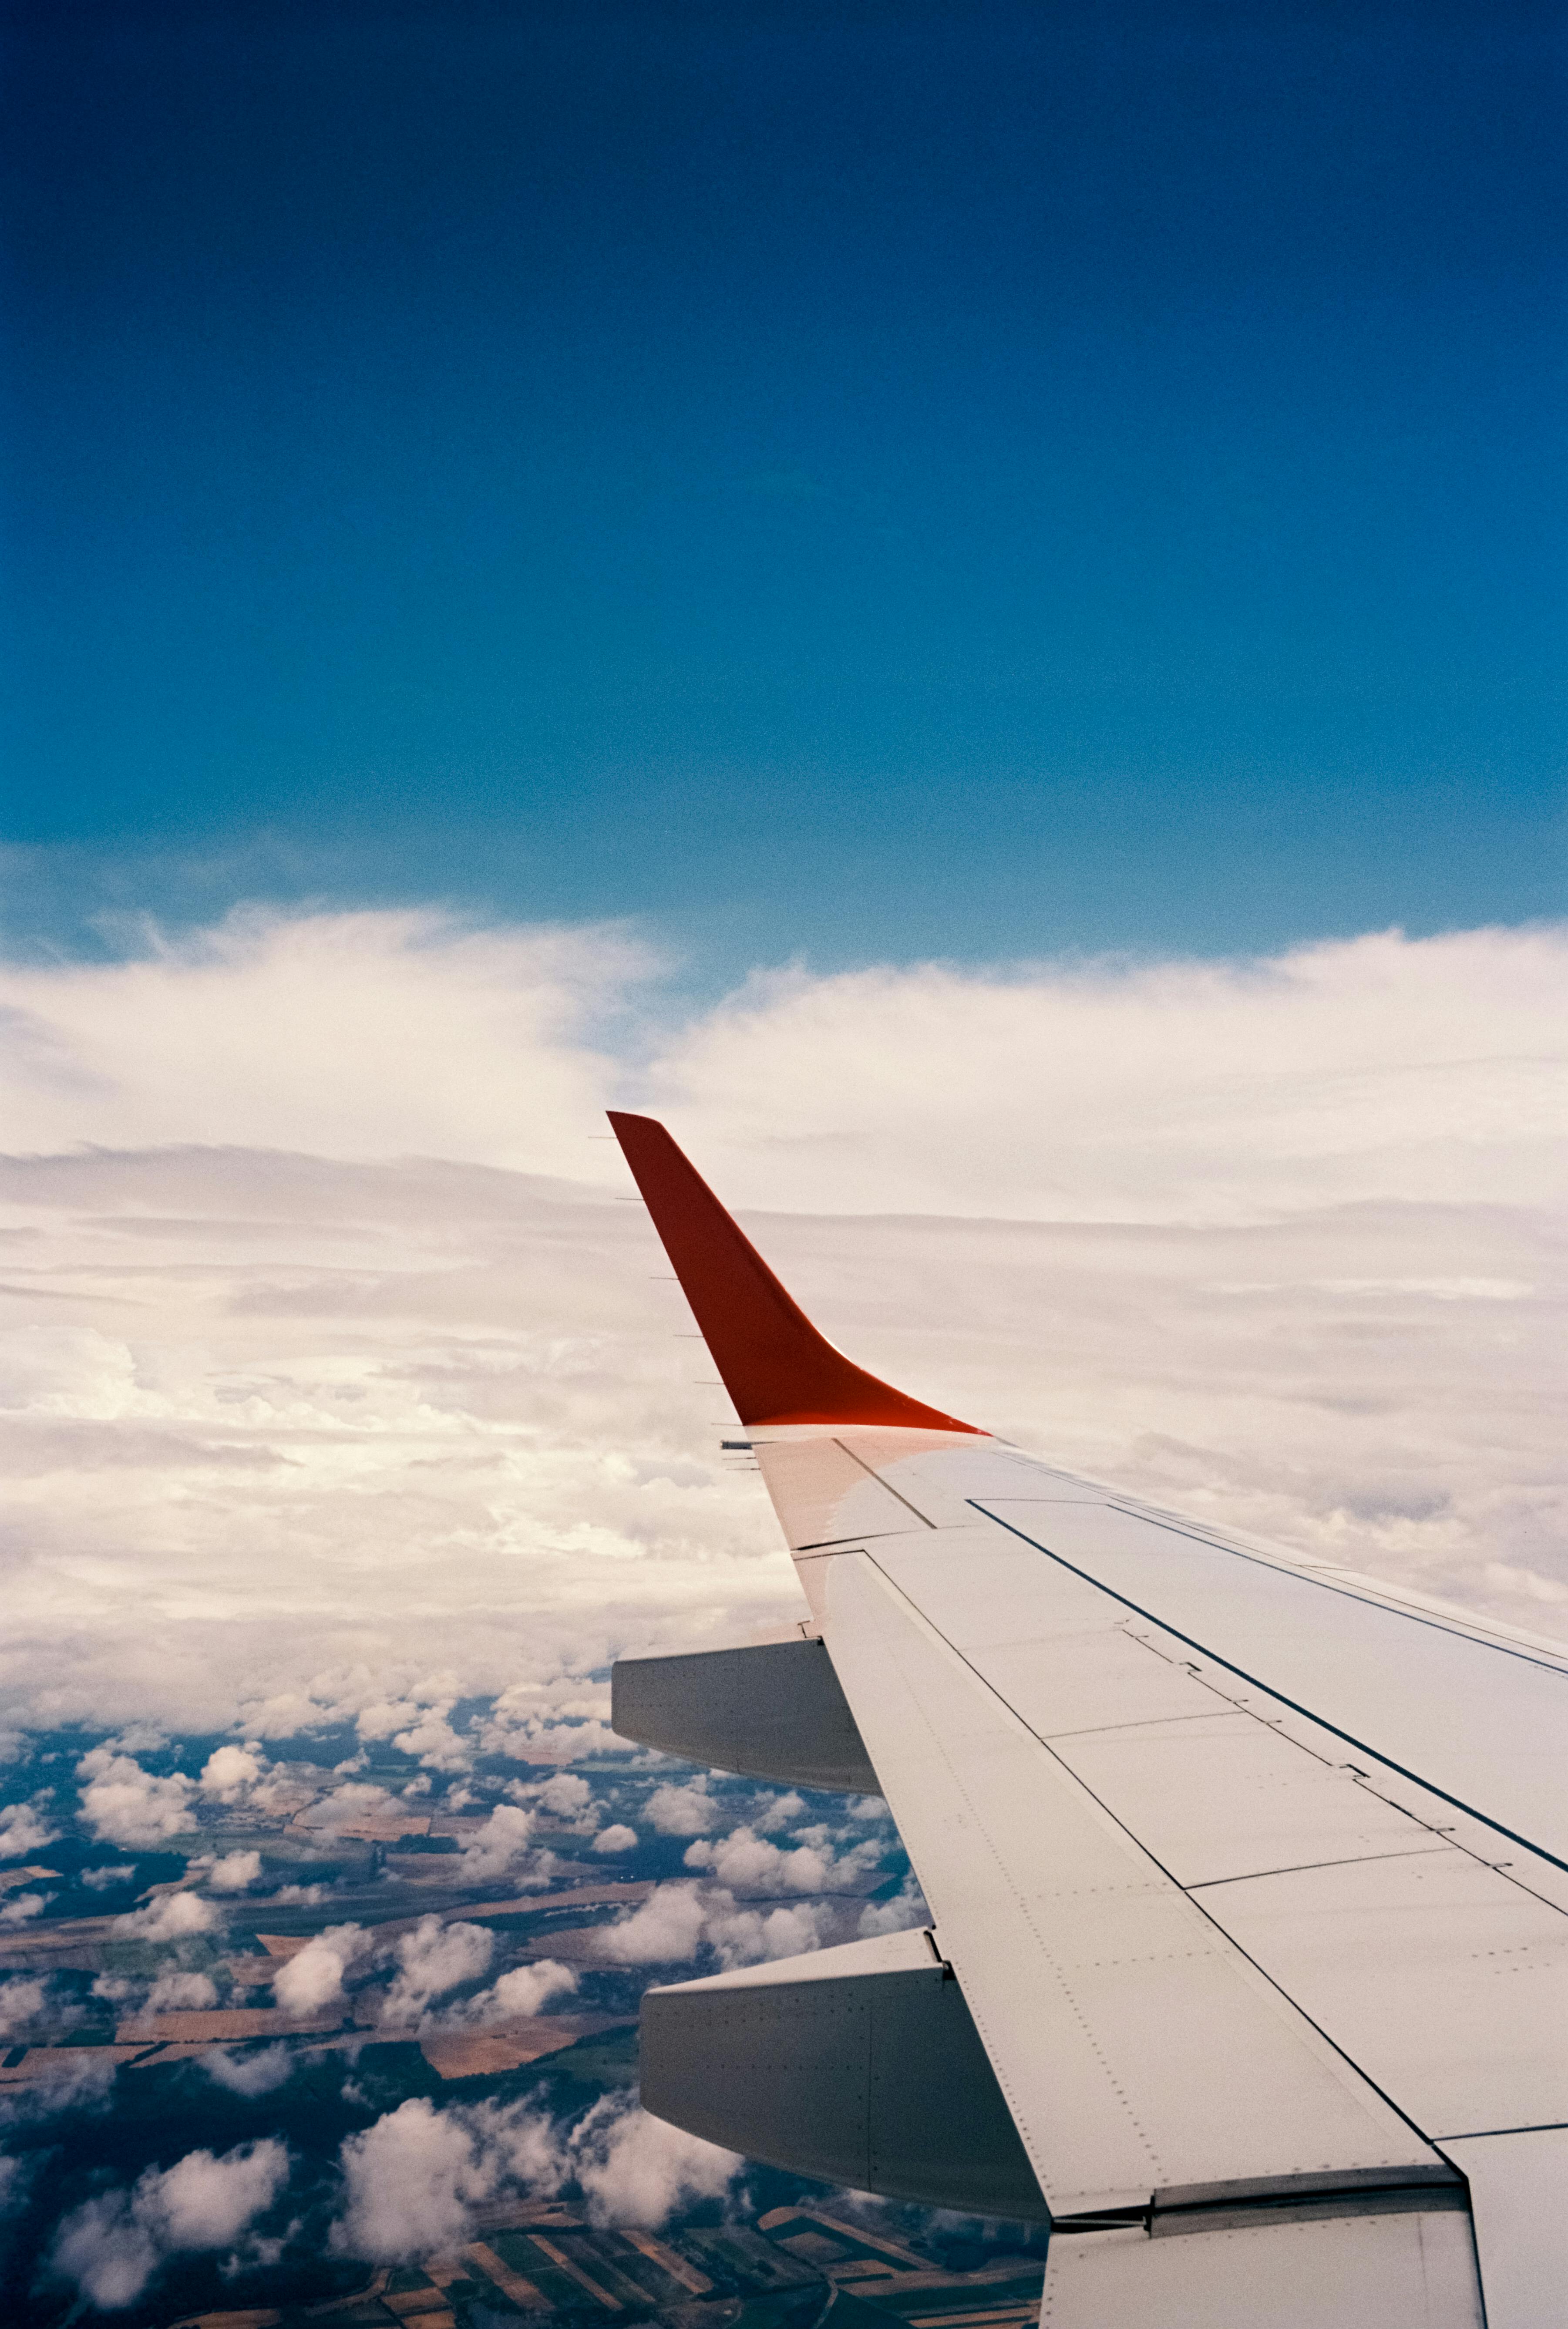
[607, 1112, 982, 1433]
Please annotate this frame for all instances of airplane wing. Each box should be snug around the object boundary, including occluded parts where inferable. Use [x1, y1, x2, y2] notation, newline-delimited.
[605, 1113, 1568, 2329]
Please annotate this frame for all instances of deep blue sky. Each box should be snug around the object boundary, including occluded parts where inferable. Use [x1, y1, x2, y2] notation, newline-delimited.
[3, 0, 1563, 972]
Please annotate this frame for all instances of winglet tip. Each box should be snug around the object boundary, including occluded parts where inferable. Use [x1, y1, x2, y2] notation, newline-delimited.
[608, 1111, 984, 1438]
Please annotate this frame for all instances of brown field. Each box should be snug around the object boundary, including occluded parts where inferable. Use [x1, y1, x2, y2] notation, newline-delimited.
[417, 2012, 620, 2081]
[115, 2007, 340, 2042]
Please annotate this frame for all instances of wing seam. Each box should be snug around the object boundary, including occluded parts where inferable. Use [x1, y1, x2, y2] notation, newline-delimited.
[974, 1500, 1568, 1881]
[857, 1540, 1455, 2157]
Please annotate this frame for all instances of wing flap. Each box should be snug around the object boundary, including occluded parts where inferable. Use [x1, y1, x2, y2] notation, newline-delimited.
[1040, 2206, 1482, 2329]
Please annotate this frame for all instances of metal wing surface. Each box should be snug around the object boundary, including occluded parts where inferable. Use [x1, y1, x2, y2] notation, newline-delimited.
[605, 1114, 1568, 2329]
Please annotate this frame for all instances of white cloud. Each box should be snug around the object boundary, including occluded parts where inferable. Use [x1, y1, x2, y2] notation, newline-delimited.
[48, 2193, 158, 2309]
[330, 2086, 737, 2260]
[199, 1850, 262, 1894]
[145, 1968, 219, 2013]
[704, 1898, 833, 1969]
[644, 1780, 717, 1838]
[0, 906, 645, 1172]
[114, 1891, 217, 1942]
[76, 1751, 194, 1848]
[596, 1878, 837, 1971]
[0, 1800, 57, 1858]
[331, 2095, 563, 2263]
[458, 1959, 578, 2025]
[198, 1744, 266, 1801]
[648, 924, 1567, 1225]
[0, 910, 1561, 1750]
[753, 1790, 806, 1834]
[0, 1976, 47, 2036]
[271, 1925, 367, 2015]
[453, 1804, 538, 1885]
[49, 2138, 289, 2309]
[380, 1918, 495, 2026]
[594, 1882, 710, 1964]
[0, 1892, 49, 1927]
[592, 1824, 638, 1854]
[303, 1783, 390, 1830]
[682, 1824, 845, 1895]
[571, 2091, 740, 2228]
[357, 1697, 473, 1772]
[145, 2137, 289, 2250]
[536, 1771, 594, 1818]
[857, 1877, 931, 1939]
[201, 2044, 297, 2097]
[80, 1864, 136, 1891]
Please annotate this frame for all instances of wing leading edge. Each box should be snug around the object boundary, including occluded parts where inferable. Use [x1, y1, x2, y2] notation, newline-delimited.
[606, 1115, 1568, 2329]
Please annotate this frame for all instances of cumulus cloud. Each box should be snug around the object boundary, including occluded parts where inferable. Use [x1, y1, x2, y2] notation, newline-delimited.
[571, 2092, 740, 2228]
[114, 1891, 217, 1942]
[331, 2088, 737, 2260]
[76, 1751, 194, 1848]
[197, 1744, 267, 1801]
[332, 2095, 563, 2262]
[644, 1780, 718, 1838]
[596, 1878, 837, 1970]
[0, 909, 1561, 1748]
[49, 2138, 289, 2309]
[201, 2044, 297, 2097]
[145, 1968, 219, 2013]
[536, 1771, 593, 1816]
[0, 1800, 57, 1858]
[682, 1824, 860, 1895]
[594, 1882, 710, 1964]
[356, 1697, 471, 1772]
[476, 1960, 577, 2019]
[80, 1864, 137, 1891]
[439, 1959, 579, 2030]
[0, 1976, 47, 2036]
[304, 1783, 391, 1831]
[857, 1875, 932, 1939]
[592, 1823, 638, 1854]
[453, 1805, 539, 1885]
[272, 1925, 367, 2016]
[380, 1918, 495, 2027]
[198, 1850, 262, 1894]
[0, 1892, 49, 1927]
[703, 1898, 833, 1969]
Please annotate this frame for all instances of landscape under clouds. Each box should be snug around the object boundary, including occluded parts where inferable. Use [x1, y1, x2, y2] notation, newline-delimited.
[0, 905, 1562, 2322]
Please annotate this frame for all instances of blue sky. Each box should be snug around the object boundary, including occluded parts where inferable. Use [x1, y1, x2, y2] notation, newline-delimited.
[3, 0, 1563, 974]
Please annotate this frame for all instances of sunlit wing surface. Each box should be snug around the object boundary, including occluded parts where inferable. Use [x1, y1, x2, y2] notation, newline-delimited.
[606, 1113, 1568, 2329]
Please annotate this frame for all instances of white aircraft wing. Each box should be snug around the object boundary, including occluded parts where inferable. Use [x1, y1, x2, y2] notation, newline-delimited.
[605, 1114, 1568, 2329]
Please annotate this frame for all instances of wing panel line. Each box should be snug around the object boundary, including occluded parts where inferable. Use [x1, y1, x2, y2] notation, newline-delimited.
[1093, 1501, 1568, 1679]
[855, 1541, 1448, 2157]
[972, 1501, 1568, 1879]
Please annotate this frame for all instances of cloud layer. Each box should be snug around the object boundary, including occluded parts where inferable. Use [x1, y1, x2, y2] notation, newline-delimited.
[0, 907, 1561, 1738]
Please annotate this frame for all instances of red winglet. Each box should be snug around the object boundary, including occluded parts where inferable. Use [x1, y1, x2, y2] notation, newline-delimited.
[608, 1113, 983, 1434]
